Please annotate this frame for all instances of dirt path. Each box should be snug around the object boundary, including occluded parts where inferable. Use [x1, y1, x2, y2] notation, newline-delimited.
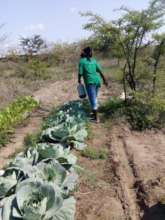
[0, 79, 77, 168]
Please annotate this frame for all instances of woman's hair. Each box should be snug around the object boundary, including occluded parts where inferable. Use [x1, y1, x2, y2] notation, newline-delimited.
[83, 47, 92, 59]
[80, 51, 85, 58]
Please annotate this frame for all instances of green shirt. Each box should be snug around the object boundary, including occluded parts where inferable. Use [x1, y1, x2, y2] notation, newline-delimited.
[79, 58, 102, 87]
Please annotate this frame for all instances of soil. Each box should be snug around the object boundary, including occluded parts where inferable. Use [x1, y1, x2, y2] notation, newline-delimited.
[0, 78, 165, 220]
[76, 122, 165, 220]
[0, 79, 77, 168]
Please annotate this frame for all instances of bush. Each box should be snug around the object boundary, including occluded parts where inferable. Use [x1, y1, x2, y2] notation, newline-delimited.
[126, 93, 165, 130]
[99, 98, 125, 117]
[100, 94, 165, 130]
[26, 59, 50, 80]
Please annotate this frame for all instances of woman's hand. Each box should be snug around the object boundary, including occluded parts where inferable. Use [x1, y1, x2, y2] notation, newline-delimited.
[78, 75, 82, 84]
[103, 79, 109, 87]
[99, 71, 109, 87]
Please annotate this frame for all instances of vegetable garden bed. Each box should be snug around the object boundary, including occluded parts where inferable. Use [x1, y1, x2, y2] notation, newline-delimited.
[0, 96, 39, 147]
[0, 100, 88, 220]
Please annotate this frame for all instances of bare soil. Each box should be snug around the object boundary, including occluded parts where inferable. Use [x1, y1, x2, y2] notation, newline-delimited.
[76, 121, 165, 220]
[0, 79, 77, 168]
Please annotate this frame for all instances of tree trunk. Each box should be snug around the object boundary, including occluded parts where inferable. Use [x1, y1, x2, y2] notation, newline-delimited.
[123, 64, 127, 102]
[152, 39, 164, 96]
[117, 58, 120, 66]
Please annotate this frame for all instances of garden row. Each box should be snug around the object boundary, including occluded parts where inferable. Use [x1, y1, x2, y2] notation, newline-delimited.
[0, 100, 88, 220]
[0, 96, 39, 147]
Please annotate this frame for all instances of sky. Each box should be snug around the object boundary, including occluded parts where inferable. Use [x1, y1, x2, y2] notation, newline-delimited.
[0, 0, 154, 53]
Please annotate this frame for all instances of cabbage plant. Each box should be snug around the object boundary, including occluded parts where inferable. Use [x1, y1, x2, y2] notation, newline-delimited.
[0, 179, 76, 220]
[35, 143, 77, 169]
[0, 172, 17, 199]
[0, 100, 88, 220]
[41, 124, 87, 150]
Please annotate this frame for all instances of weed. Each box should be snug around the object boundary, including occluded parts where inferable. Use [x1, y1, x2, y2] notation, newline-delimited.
[81, 147, 108, 160]
[99, 97, 125, 118]
[24, 132, 41, 147]
[0, 133, 10, 148]
[79, 168, 98, 188]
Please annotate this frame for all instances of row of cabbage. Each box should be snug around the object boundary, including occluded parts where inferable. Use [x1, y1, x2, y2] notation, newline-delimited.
[0, 100, 88, 220]
[0, 96, 39, 147]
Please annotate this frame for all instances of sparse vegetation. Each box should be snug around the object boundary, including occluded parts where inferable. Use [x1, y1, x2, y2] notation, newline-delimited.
[81, 147, 108, 160]
[24, 132, 41, 148]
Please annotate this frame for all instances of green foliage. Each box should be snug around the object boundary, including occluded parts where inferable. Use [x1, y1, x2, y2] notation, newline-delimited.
[20, 35, 46, 56]
[0, 133, 10, 147]
[26, 59, 50, 80]
[151, 33, 165, 94]
[126, 93, 165, 130]
[0, 96, 39, 147]
[81, 12, 123, 57]
[99, 98, 125, 118]
[42, 101, 88, 150]
[1, 179, 76, 220]
[100, 95, 165, 130]
[0, 101, 88, 219]
[82, 1, 165, 97]
[24, 132, 41, 148]
[81, 147, 108, 160]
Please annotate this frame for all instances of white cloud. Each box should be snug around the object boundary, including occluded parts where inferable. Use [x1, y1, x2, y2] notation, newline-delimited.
[24, 23, 45, 32]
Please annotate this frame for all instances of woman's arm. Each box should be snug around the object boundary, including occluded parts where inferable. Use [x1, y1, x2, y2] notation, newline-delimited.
[78, 59, 83, 84]
[96, 62, 108, 86]
[96, 60, 108, 86]
[78, 74, 82, 84]
[98, 70, 108, 87]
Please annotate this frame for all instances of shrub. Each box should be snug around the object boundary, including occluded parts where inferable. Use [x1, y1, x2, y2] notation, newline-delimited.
[126, 93, 165, 130]
[100, 94, 165, 130]
[26, 59, 50, 80]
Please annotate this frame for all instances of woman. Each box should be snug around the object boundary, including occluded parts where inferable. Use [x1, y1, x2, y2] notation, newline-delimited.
[78, 47, 108, 122]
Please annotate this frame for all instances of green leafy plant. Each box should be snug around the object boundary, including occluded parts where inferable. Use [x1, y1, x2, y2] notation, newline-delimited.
[0, 96, 39, 147]
[41, 101, 88, 150]
[0, 100, 88, 219]
[126, 93, 165, 130]
[0, 179, 76, 220]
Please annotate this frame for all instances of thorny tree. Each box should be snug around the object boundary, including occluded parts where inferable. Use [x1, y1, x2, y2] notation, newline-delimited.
[20, 35, 46, 58]
[82, 0, 165, 99]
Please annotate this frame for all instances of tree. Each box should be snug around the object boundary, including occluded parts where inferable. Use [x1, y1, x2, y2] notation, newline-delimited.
[81, 12, 120, 53]
[112, 0, 165, 93]
[20, 35, 46, 57]
[152, 33, 165, 95]
[82, 0, 165, 100]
